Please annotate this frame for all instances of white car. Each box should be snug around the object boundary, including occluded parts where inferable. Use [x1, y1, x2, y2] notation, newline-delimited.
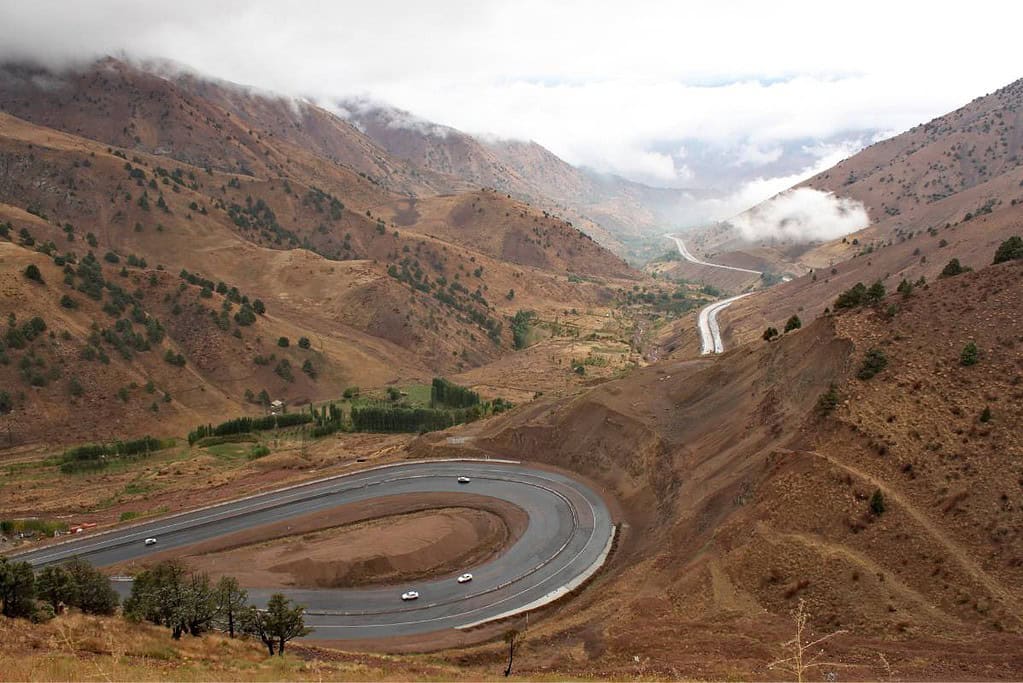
[457, 476, 471, 484]
[401, 590, 419, 601]
[144, 538, 157, 546]
[457, 573, 473, 584]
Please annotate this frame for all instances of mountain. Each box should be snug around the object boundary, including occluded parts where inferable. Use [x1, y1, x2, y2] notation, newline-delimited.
[340, 101, 708, 259]
[0, 58, 640, 447]
[669, 78, 1023, 291]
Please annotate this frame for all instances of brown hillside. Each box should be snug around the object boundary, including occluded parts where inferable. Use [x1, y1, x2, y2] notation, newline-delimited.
[681, 78, 1023, 285]
[415, 259, 1023, 679]
[0, 60, 644, 449]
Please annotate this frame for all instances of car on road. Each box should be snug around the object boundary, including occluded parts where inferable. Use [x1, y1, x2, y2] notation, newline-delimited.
[457, 573, 473, 583]
[401, 590, 419, 601]
[457, 476, 471, 484]
[144, 538, 157, 546]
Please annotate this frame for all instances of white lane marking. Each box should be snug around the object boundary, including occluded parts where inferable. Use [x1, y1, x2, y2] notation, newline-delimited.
[11, 458, 521, 564]
[456, 524, 617, 629]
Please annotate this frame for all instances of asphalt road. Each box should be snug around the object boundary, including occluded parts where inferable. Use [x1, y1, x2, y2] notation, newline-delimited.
[666, 235, 763, 276]
[697, 292, 753, 354]
[12, 461, 614, 638]
[665, 235, 758, 354]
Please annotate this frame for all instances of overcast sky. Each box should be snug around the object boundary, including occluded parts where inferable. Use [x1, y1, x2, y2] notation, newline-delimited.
[2, 0, 1021, 197]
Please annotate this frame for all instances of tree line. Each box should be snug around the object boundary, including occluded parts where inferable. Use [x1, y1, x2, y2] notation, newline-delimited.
[187, 413, 313, 445]
[0, 556, 308, 656]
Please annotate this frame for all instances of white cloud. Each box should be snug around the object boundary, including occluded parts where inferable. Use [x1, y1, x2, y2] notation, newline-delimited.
[0, 0, 1021, 193]
[727, 188, 868, 243]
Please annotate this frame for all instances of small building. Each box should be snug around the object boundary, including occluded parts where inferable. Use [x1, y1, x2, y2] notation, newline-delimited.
[270, 399, 285, 415]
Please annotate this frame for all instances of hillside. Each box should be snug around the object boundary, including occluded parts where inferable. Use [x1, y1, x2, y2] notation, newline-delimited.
[342, 102, 708, 258]
[0, 59, 642, 449]
[418, 257, 1023, 678]
[675, 78, 1023, 290]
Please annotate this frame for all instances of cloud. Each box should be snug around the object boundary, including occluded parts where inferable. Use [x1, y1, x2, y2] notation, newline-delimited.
[0, 0, 1021, 193]
[727, 188, 868, 243]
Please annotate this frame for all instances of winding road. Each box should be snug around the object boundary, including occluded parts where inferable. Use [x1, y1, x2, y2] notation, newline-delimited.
[11, 460, 615, 639]
[667, 234, 759, 355]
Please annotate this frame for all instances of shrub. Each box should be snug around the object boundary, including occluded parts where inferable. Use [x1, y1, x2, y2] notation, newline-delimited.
[939, 258, 969, 278]
[980, 406, 992, 423]
[24, 264, 43, 283]
[834, 282, 867, 309]
[762, 326, 779, 341]
[297, 336, 311, 349]
[993, 235, 1023, 264]
[342, 386, 360, 399]
[277, 336, 289, 348]
[960, 342, 979, 366]
[870, 489, 886, 515]
[815, 384, 839, 415]
[784, 315, 801, 333]
[60, 294, 78, 309]
[857, 349, 888, 380]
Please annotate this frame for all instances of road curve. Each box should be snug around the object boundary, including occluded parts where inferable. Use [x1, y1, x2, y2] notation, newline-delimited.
[666, 234, 762, 276]
[10, 460, 614, 639]
[665, 234, 758, 354]
[697, 293, 753, 354]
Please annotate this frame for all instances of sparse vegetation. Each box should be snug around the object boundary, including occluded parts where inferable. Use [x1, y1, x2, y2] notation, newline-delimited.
[857, 348, 888, 380]
[960, 341, 979, 366]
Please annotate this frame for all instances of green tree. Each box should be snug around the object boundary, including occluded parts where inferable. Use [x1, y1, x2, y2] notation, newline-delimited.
[992, 235, 1023, 264]
[35, 565, 76, 613]
[297, 337, 311, 349]
[869, 489, 886, 516]
[857, 349, 888, 380]
[252, 299, 266, 315]
[24, 264, 43, 283]
[939, 258, 968, 278]
[214, 576, 248, 638]
[762, 326, 779, 341]
[0, 557, 36, 618]
[63, 557, 119, 615]
[960, 341, 979, 366]
[243, 593, 310, 656]
[277, 336, 289, 348]
[864, 280, 886, 304]
[980, 406, 992, 423]
[834, 282, 866, 309]
[784, 315, 801, 333]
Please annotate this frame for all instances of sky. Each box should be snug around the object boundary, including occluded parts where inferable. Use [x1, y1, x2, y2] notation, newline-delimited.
[1, 0, 1021, 209]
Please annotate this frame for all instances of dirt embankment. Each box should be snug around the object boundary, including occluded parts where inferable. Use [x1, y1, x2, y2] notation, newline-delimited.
[117, 493, 528, 589]
[410, 272, 1023, 679]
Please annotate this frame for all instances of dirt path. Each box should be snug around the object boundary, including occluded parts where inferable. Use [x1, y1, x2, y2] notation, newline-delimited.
[797, 449, 1023, 622]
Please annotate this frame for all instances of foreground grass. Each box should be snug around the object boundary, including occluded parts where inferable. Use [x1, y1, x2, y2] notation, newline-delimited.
[0, 613, 466, 681]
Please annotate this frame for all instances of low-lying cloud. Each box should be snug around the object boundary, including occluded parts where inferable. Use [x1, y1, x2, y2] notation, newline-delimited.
[727, 188, 868, 243]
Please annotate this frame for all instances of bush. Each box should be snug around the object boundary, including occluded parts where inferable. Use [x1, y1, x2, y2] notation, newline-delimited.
[815, 384, 839, 415]
[24, 264, 43, 283]
[939, 258, 969, 278]
[277, 336, 289, 348]
[870, 489, 886, 516]
[784, 315, 801, 333]
[60, 294, 78, 309]
[342, 386, 360, 399]
[980, 406, 992, 423]
[834, 282, 867, 309]
[993, 236, 1023, 264]
[960, 342, 979, 366]
[762, 327, 779, 341]
[297, 337, 311, 349]
[857, 349, 888, 380]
